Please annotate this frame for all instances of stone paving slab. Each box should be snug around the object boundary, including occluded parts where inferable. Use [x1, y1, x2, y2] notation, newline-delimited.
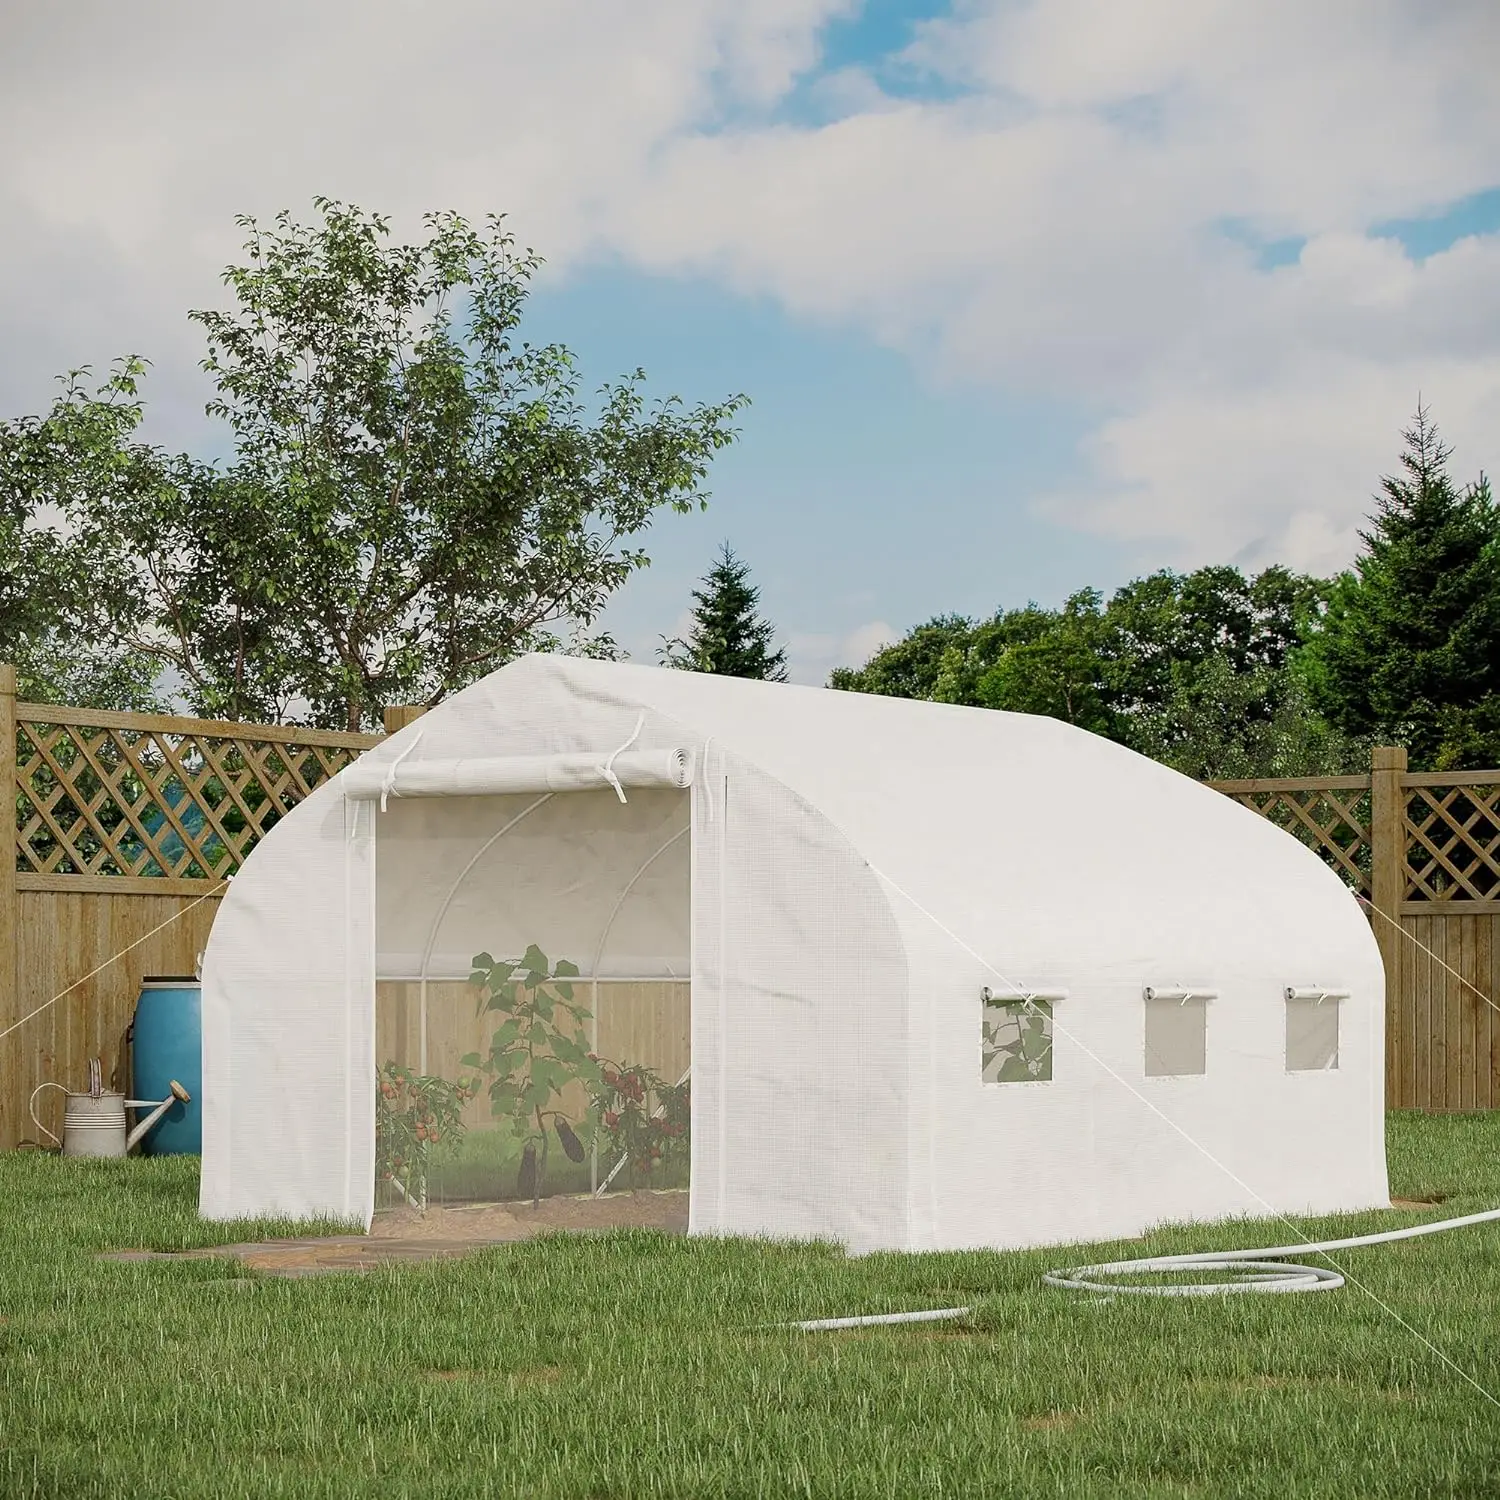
[100, 1189, 690, 1278]
[102, 1236, 518, 1277]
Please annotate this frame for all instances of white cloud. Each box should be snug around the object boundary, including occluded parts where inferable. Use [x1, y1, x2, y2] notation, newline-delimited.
[0, 0, 846, 439]
[786, 619, 897, 685]
[598, 1, 1500, 569]
[1041, 354, 1500, 574]
[3, 0, 1499, 582]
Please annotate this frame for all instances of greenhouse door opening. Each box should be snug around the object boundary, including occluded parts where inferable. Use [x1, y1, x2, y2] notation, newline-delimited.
[372, 786, 691, 1221]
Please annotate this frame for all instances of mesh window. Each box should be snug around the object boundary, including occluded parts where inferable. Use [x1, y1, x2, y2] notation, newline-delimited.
[1144, 996, 1207, 1077]
[374, 788, 691, 1208]
[1286, 997, 1339, 1072]
[982, 998, 1054, 1083]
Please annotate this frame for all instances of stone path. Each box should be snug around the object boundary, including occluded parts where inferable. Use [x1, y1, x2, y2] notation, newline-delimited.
[101, 1189, 689, 1278]
[102, 1236, 504, 1278]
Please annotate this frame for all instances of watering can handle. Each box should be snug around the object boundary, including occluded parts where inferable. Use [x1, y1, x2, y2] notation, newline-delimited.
[27, 1082, 65, 1149]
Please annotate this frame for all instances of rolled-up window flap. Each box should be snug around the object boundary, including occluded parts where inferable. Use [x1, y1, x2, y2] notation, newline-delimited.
[342, 748, 695, 803]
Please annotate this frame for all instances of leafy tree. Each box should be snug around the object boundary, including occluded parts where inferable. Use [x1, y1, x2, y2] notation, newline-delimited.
[962, 590, 1116, 735]
[828, 614, 972, 697]
[1129, 655, 1369, 781]
[659, 542, 787, 680]
[1102, 565, 1326, 725]
[830, 600, 1111, 727]
[1099, 564, 1339, 772]
[1301, 406, 1500, 768]
[54, 200, 746, 729]
[829, 565, 1354, 777]
[0, 364, 164, 709]
[928, 605, 1059, 706]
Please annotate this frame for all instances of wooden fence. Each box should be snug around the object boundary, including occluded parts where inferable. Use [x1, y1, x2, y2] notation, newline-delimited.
[5, 663, 1500, 1149]
[1209, 747, 1500, 1111]
[0, 664, 382, 1149]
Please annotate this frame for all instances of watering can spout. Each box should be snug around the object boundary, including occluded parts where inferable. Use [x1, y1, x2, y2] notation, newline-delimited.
[125, 1080, 191, 1151]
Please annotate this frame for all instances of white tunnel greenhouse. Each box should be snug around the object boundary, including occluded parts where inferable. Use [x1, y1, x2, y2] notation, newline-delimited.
[199, 653, 1389, 1252]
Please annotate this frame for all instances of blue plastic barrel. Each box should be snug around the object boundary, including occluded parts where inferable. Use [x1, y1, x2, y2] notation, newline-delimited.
[130, 977, 202, 1155]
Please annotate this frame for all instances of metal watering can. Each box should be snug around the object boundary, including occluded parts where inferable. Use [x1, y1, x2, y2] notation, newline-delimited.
[29, 1058, 192, 1158]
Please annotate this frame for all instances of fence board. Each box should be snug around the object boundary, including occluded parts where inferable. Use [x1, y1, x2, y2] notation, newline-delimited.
[1210, 774, 1371, 793]
[1491, 921, 1500, 1107]
[18, 700, 375, 747]
[1461, 917, 1480, 1110]
[17, 874, 222, 897]
[1403, 770, 1500, 789]
[2, 889, 221, 1148]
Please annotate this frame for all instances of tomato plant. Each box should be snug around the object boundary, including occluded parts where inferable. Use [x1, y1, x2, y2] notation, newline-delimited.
[588, 1058, 690, 1189]
[374, 1062, 475, 1209]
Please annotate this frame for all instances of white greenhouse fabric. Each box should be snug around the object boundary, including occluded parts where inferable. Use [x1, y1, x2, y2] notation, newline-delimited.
[200, 653, 1388, 1248]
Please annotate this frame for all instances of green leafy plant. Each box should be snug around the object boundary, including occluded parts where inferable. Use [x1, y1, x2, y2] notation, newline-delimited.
[374, 1062, 475, 1209]
[589, 1059, 690, 1189]
[461, 945, 601, 1207]
[982, 1000, 1053, 1083]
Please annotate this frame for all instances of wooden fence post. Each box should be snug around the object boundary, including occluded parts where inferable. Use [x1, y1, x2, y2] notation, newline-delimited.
[1370, 745, 1407, 1102]
[0, 664, 15, 1039]
[1369, 745, 1408, 932]
[0, 664, 16, 1144]
[383, 704, 428, 735]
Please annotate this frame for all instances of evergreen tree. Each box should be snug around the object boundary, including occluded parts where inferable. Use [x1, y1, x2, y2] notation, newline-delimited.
[659, 543, 788, 680]
[1301, 406, 1500, 768]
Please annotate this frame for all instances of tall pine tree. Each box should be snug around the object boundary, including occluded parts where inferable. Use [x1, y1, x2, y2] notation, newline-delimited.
[1302, 405, 1500, 768]
[659, 542, 788, 680]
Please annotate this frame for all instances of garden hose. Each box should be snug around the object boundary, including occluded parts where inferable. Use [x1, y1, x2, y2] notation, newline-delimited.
[1041, 1203, 1500, 1298]
[786, 1204, 1500, 1328]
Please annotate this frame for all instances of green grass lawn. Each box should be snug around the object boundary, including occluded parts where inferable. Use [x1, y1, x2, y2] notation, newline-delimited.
[3, 1112, 1500, 1498]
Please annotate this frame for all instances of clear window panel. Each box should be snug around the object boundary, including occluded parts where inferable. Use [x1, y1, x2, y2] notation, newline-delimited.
[1144, 997, 1207, 1077]
[1286, 997, 1339, 1072]
[982, 998, 1054, 1083]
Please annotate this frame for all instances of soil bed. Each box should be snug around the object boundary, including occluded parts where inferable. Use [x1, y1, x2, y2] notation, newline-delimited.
[371, 1188, 688, 1242]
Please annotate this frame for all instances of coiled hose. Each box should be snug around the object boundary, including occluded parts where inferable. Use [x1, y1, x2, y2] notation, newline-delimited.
[786, 1204, 1500, 1327]
[1042, 1203, 1500, 1298]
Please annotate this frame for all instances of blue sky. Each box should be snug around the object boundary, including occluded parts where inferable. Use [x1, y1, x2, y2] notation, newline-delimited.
[524, 265, 1114, 674]
[542, 166, 1500, 681]
[3, 1, 1499, 684]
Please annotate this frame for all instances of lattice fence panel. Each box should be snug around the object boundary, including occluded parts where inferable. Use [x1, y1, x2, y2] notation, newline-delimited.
[1404, 782, 1500, 904]
[16, 717, 377, 881]
[1213, 783, 1373, 897]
